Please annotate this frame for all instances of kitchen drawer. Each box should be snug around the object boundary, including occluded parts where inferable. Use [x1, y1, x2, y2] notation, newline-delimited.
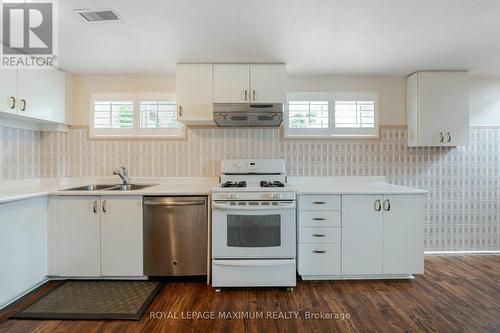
[298, 243, 341, 276]
[299, 195, 341, 211]
[298, 211, 341, 227]
[299, 227, 341, 243]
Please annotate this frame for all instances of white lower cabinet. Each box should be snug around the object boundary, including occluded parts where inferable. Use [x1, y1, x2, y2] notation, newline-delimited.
[382, 195, 425, 274]
[50, 196, 143, 277]
[342, 195, 383, 275]
[100, 196, 143, 276]
[57, 196, 101, 277]
[297, 193, 425, 280]
[297, 195, 342, 279]
[0, 197, 47, 308]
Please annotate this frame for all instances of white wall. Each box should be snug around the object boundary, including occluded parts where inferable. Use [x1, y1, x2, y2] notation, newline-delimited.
[470, 76, 500, 126]
[69, 73, 500, 127]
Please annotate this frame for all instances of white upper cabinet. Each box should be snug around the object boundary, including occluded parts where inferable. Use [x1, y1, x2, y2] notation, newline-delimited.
[0, 68, 66, 124]
[249, 64, 286, 103]
[0, 69, 18, 115]
[176, 64, 214, 125]
[407, 71, 469, 147]
[213, 64, 286, 104]
[177, 63, 286, 124]
[213, 64, 250, 103]
[18, 69, 66, 123]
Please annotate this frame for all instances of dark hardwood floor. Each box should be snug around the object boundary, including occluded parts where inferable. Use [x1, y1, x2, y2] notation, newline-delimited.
[0, 255, 499, 333]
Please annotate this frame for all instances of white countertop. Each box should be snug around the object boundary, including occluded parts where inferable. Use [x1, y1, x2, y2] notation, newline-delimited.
[288, 176, 428, 195]
[0, 177, 219, 204]
[0, 176, 427, 204]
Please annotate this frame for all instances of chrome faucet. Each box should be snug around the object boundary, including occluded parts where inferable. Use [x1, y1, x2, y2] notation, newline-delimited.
[113, 167, 130, 185]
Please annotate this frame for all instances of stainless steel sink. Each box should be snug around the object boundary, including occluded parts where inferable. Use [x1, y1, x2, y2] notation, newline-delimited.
[62, 184, 157, 191]
[62, 184, 119, 191]
[107, 184, 157, 191]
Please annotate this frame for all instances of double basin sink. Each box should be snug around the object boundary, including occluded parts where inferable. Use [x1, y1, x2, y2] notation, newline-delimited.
[62, 184, 157, 191]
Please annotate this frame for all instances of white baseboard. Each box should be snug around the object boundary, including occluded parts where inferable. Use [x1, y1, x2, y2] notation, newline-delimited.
[425, 251, 500, 256]
[0, 276, 49, 310]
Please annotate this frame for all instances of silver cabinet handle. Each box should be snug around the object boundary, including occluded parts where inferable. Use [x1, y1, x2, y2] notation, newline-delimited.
[20, 99, 26, 111]
[312, 217, 326, 221]
[313, 250, 326, 254]
[439, 132, 444, 142]
[92, 200, 98, 214]
[447, 132, 452, 143]
[312, 201, 326, 205]
[178, 105, 183, 117]
[383, 199, 391, 211]
[102, 200, 107, 213]
[244, 90, 248, 101]
[252, 90, 256, 101]
[313, 234, 326, 237]
[374, 199, 382, 211]
[9, 96, 16, 109]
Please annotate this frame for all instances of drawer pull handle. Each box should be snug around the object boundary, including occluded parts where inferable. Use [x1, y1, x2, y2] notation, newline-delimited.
[313, 250, 326, 254]
[313, 234, 326, 237]
[312, 217, 326, 221]
[312, 201, 326, 205]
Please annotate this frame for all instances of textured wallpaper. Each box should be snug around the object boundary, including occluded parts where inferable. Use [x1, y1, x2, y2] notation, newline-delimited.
[1, 125, 499, 252]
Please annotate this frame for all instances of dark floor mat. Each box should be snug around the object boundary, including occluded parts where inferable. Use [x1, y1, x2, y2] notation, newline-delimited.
[11, 280, 163, 320]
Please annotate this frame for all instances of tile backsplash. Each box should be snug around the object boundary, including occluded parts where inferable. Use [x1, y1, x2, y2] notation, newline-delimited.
[1, 125, 499, 252]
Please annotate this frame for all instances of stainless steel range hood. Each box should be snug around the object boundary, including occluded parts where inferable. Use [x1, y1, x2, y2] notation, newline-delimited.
[213, 103, 283, 127]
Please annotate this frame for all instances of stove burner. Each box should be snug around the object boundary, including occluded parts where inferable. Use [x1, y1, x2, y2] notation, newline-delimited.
[221, 181, 247, 188]
[260, 181, 285, 188]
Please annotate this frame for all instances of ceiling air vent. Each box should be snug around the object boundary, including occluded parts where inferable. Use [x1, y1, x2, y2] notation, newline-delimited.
[74, 9, 121, 22]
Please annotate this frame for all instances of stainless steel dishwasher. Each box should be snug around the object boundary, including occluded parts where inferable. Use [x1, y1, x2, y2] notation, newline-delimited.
[143, 196, 207, 276]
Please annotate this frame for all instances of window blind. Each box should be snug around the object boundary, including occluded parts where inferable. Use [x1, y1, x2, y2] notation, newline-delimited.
[93, 101, 134, 129]
[288, 100, 329, 129]
[140, 101, 180, 129]
[334, 100, 375, 128]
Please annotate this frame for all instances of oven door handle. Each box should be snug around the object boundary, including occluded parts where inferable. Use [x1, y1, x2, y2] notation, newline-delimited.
[214, 260, 295, 267]
[212, 202, 295, 210]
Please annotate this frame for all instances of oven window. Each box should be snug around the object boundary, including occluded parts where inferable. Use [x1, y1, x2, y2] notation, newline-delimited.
[227, 215, 281, 247]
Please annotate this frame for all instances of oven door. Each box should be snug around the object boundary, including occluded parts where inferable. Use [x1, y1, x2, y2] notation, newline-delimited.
[212, 201, 296, 259]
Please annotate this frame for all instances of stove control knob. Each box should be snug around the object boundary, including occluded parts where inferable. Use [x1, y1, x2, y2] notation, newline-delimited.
[228, 194, 239, 199]
[270, 193, 281, 199]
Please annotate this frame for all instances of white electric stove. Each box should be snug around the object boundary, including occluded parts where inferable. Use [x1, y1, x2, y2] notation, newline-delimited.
[211, 159, 296, 291]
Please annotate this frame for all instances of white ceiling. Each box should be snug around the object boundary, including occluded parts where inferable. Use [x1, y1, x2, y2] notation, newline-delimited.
[58, 0, 500, 75]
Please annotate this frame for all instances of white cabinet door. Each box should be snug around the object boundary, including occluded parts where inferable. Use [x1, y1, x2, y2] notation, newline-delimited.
[100, 196, 143, 276]
[249, 64, 286, 103]
[213, 64, 250, 103]
[176, 64, 214, 125]
[408, 71, 469, 147]
[58, 196, 101, 277]
[17, 69, 66, 123]
[0, 69, 18, 115]
[0, 197, 47, 308]
[382, 195, 425, 275]
[342, 195, 383, 275]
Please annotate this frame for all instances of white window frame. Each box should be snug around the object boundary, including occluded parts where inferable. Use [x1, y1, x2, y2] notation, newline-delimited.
[284, 92, 379, 138]
[90, 92, 185, 139]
